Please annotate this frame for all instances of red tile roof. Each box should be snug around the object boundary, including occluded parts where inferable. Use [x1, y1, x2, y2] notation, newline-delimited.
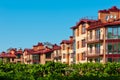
[99, 6, 120, 13]
[53, 44, 61, 50]
[87, 20, 120, 30]
[0, 52, 16, 58]
[71, 19, 97, 29]
[15, 50, 23, 55]
[33, 42, 44, 47]
[60, 40, 73, 44]
[24, 47, 53, 54]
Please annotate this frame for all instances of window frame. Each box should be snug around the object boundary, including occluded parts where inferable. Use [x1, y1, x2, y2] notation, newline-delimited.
[81, 23, 86, 34]
[82, 39, 86, 47]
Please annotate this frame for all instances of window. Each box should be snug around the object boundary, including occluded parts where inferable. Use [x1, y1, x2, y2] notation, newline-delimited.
[82, 39, 86, 47]
[55, 50, 58, 56]
[32, 55, 40, 64]
[113, 58, 118, 62]
[33, 55, 40, 60]
[108, 43, 112, 54]
[118, 58, 120, 62]
[107, 26, 120, 39]
[108, 58, 112, 62]
[71, 53, 74, 58]
[12, 58, 14, 61]
[77, 28, 79, 36]
[77, 54, 79, 61]
[95, 43, 100, 54]
[89, 45, 92, 53]
[113, 27, 117, 36]
[90, 31, 92, 39]
[70, 44, 73, 49]
[89, 59, 93, 62]
[17, 54, 21, 59]
[63, 54, 65, 59]
[82, 53, 86, 60]
[77, 41, 79, 49]
[46, 53, 51, 59]
[119, 27, 120, 38]
[113, 43, 117, 51]
[95, 29, 100, 40]
[63, 44, 65, 50]
[81, 23, 86, 34]
[118, 43, 120, 53]
[107, 42, 120, 54]
[95, 58, 100, 62]
[107, 27, 112, 39]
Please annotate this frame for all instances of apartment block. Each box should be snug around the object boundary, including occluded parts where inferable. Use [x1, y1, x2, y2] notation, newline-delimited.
[60, 36, 74, 65]
[0, 48, 23, 63]
[52, 44, 61, 62]
[71, 19, 97, 63]
[87, 6, 120, 63]
[23, 43, 54, 64]
[72, 6, 120, 63]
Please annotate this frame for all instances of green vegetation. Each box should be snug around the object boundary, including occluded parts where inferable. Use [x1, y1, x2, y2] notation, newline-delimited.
[0, 62, 120, 80]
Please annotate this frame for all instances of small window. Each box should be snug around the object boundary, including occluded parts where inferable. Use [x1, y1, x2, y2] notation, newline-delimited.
[77, 28, 79, 36]
[89, 45, 92, 53]
[108, 58, 112, 62]
[71, 53, 74, 58]
[82, 53, 86, 60]
[82, 39, 86, 47]
[46, 53, 51, 59]
[77, 54, 79, 61]
[89, 59, 93, 62]
[81, 23, 86, 34]
[90, 31, 92, 39]
[95, 58, 100, 62]
[12, 58, 14, 61]
[63, 44, 65, 50]
[118, 43, 120, 51]
[63, 54, 65, 59]
[77, 41, 79, 49]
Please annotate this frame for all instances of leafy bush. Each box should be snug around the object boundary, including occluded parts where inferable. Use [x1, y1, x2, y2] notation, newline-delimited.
[0, 62, 120, 80]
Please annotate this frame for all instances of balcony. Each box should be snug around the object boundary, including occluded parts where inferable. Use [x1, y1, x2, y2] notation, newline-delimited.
[54, 54, 61, 59]
[106, 54, 120, 58]
[14, 58, 23, 63]
[87, 49, 104, 58]
[86, 34, 104, 44]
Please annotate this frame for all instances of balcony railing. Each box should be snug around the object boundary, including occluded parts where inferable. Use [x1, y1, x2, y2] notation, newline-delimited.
[87, 49, 104, 58]
[86, 34, 104, 43]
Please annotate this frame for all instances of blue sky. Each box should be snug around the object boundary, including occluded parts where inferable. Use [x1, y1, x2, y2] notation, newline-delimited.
[0, 0, 120, 51]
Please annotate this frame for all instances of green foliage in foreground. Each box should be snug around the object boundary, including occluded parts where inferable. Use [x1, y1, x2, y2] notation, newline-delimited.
[0, 62, 120, 80]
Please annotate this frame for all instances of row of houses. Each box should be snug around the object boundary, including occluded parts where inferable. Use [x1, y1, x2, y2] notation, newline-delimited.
[0, 6, 120, 64]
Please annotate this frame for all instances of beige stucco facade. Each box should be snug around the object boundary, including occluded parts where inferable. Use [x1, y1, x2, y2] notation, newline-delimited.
[61, 36, 74, 65]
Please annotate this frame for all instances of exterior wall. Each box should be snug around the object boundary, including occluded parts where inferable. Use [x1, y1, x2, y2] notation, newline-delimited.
[98, 10, 120, 23]
[23, 51, 28, 64]
[40, 54, 45, 64]
[87, 25, 120, 63]
[61, 43, 73, 65]
[53, 50, 61, 62]
[75, 23, 89, 64]
[87, 27, 104, 63]
[45, 53, 54, 63]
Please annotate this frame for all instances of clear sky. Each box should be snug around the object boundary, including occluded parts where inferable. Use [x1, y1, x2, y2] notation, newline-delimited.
[0, 0, 120, 51]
